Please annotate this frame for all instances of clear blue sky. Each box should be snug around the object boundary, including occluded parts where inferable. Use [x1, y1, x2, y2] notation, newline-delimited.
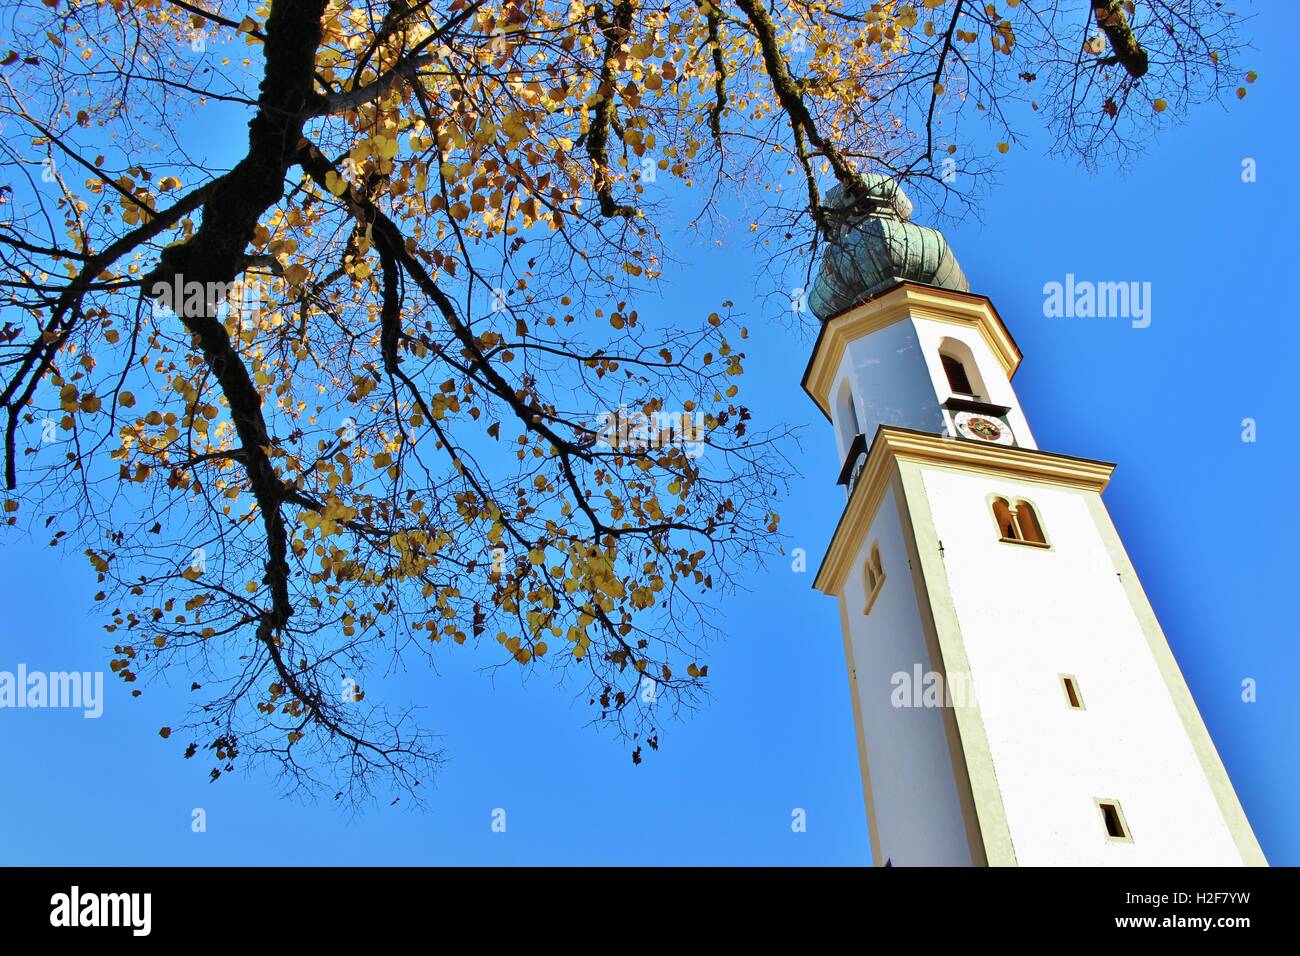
[2, 3, 1297, 865]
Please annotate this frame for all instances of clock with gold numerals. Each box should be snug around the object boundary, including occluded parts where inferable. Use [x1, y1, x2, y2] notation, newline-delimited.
[952, 409, 1015, 446]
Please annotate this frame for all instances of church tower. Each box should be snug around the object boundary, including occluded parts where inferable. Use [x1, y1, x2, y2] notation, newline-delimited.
[805, 177, 1265, 866]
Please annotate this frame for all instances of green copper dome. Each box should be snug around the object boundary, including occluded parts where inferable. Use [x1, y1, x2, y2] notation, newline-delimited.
[808, 175, 969, 322]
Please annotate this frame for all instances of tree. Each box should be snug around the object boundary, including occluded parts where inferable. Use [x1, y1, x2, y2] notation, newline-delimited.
[0, 0, 1248, 803]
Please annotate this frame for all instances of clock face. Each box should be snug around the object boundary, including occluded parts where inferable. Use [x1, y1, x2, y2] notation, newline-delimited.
[953, 410, 1014, 446]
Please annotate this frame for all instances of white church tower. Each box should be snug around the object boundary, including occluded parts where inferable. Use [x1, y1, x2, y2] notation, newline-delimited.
[805, 177, 1265, 866]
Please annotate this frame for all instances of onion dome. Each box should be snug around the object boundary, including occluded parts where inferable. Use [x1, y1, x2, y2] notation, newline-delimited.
[808, 175, 969, 322]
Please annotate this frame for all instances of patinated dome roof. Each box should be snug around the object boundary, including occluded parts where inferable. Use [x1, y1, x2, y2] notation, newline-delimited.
[808, 175, 969, 322]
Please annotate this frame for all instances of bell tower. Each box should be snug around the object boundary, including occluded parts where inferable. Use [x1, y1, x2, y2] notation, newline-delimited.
[805, 176, 1265, 866]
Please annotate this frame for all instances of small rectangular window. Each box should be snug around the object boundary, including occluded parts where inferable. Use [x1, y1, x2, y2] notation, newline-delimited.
[1097, 800, 1131, 841]
[1061, 675, 1084, 710]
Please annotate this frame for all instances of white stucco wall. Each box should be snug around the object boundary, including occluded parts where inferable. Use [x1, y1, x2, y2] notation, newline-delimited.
[829, 320, 946, 466]
[918, 466, 1243, 865]
[827, 316, 1036, 476]
[911, 317, 1037, 450]
[843, 484, 972, 866]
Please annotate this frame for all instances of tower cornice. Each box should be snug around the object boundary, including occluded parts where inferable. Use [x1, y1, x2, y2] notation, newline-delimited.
[804, 194, 1264, 867]
[813, 426, 1115, 595]
[802, 281, 1023, 421]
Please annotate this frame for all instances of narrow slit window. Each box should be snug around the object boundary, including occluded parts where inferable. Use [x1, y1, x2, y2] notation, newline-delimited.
[941, 354, 975, 397]
[1061, 675, 1084, 710]
[1097, 800, 1131, 841]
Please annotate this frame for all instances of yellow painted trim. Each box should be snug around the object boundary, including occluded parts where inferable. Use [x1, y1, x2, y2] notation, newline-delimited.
[837, 593, 884, 865]
[891, 466, 1015, 867]
[814, 427, 1115, 595]
[999, 537, 1051, 550]
[817, 423, 1262, 866]
[804, 283, 1023, 418]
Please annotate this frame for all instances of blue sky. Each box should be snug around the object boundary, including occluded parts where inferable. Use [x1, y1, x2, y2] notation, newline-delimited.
[2, 3, 1297, 866]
